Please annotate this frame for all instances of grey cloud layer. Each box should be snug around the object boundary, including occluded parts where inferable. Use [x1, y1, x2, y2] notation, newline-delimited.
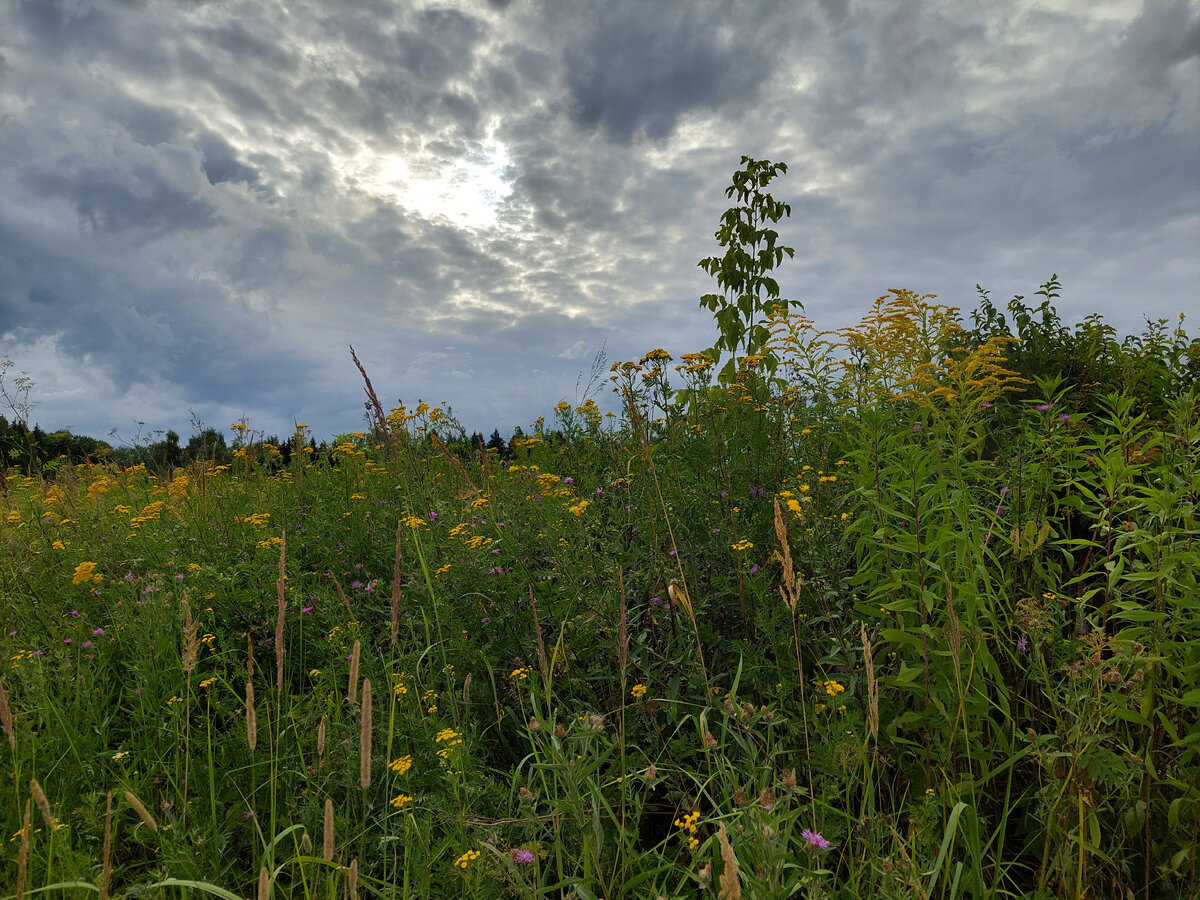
[0, 0, 1196, 442]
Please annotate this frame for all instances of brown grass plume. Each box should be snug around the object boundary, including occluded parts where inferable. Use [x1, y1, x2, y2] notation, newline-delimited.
[359, 678, 373, 789]
[124, 790, 158, 832]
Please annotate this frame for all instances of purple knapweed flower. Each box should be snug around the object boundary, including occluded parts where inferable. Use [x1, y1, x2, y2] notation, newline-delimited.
[82, 641, 93, 649]
[1036, 403, 1053, 412]
[749, 564, 760, 575]
[802, 829, 832, 850]
[1017, 635, 1029, 652]
[301, 606, 313, 614]
[92, 628, 104, 636]
[1057, 413, 1071, 423]
[512, 848, 534, 864]
[563, 477, 574, 484]
[70, 610, 80, 617]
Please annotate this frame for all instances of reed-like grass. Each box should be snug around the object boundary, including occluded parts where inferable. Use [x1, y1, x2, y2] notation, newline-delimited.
[1, 296, 1197, 899]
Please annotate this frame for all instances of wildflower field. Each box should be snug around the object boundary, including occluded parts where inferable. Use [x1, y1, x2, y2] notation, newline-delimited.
[2, 162, 1199, 899]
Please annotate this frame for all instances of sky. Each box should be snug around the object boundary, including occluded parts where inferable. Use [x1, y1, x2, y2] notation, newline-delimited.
[1, 0, 1197, 445]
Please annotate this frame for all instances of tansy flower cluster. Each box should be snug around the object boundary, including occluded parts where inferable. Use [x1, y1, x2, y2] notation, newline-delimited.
[674, 810, 702, 851]
[453, 849, 480, 870]
[72, 561, 102, 586]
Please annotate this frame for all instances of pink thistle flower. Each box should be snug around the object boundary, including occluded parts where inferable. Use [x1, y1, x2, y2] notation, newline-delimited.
[802, 829, 831, 850]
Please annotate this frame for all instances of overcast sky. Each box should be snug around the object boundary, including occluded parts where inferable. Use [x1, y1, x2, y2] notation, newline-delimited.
[1, 0, 1197, 444]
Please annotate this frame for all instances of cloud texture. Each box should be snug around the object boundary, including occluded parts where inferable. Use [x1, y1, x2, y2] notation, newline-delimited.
[1, 0, 1196, 441]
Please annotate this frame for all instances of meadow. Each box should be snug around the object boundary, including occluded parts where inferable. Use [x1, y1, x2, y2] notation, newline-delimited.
[2, 162, 1199, 899]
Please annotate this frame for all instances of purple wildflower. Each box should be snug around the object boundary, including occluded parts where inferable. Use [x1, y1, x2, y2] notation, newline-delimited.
[70, 610, 80, 617]
[82, 641, 93, 649]
[1036, 403, 1053, 412]
[802, 829, 831, 850]
[92, 628, 104, 636]
[512, 848, 534, 864]
[749, 564, 760, 575]
[301, 606, 313, 614]
[564, 477, 574, 484]
[1017, 635, 1029, 652]
[1057, 413, 1071, 423]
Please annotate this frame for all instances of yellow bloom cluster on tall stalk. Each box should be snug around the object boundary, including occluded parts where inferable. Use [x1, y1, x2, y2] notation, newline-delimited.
[768, 288, 1027, 414]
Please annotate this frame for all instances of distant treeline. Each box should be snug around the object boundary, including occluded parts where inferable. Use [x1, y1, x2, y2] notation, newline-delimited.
[0, 413, 522, 476]
[2, 283, 1197, 477]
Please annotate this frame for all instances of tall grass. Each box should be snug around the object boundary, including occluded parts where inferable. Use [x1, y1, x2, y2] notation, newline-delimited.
[1, 295, 1197, 899]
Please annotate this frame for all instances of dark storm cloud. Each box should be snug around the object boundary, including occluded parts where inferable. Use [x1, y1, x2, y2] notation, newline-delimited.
[558, 2, 788, 144]
[0, 0, 1195, 443]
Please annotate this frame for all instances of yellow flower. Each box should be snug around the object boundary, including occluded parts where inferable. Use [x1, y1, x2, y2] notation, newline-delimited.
[402, 515, 426, 528]
[435, 728, 463, 747]
[731, 539, 754, 552]
[389, 793, 413, 809]
[72, 561, 102, 585]
[510, 667, 529, 681]
[454, 849, 480, 869]
[199, 678, 216, 688]
[388, 755, 413, 775]
[630, 683, 647, 699]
